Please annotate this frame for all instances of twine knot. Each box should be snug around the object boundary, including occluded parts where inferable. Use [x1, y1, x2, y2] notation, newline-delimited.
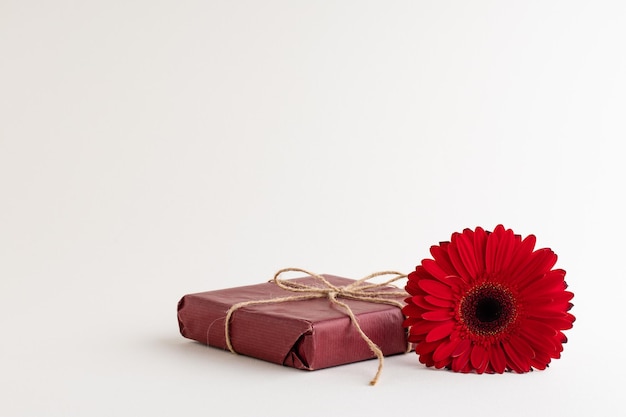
[224, 267, 409, 385]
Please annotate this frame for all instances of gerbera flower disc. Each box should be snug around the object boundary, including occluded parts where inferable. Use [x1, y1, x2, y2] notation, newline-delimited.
[402, 225, 575, 373]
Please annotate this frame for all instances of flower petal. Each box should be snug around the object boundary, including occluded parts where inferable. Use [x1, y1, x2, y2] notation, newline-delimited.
[519, 329, 558, 357]
[411, 295, 438, 310]
[430, 244, 457, 275]
[506, 234, 537, 276]
[414, 340, 439, 355]
[488, 342, 507, 373]
[432, 338, 461, 362]
[470, 344, 488, 372]
[502, 338, 531, 373]
[530, 351, 551, 370]
[511, 248, 557, 287]
[524, 318, 559, 338]
[537, 314, 575, 331]
[425, 320, 455, 342]
[493, 227, 515, 272]
[473, 226, 488, 275]
[409, 318, 442, 336]
[451, 343, 471, 372]
[522, 269, 567, 295]
[422, 259, 452, 282]
[455, 231, 479, 280]
[422, 309, 454, 321]
[447, 237, 472, 283]
[402, 302, 426, 318]
[485, 232, 500, 274]
[508, 334, 535, 361]
[418, 279, 454, 300]
[451, 338, 471, 357]
[424, 295, 454, 308]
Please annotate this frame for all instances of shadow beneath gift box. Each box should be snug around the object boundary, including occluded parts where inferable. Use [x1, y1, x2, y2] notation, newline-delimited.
[154, 334, 297, 374]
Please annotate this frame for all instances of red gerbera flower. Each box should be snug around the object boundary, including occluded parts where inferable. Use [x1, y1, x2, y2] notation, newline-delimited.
[402, 225, 575, 374]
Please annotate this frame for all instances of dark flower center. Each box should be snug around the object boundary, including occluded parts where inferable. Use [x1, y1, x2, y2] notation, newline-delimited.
[475, 298, 502, 322]
[459, 284, 516, 336]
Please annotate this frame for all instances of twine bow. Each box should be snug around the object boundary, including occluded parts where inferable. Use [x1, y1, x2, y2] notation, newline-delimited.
[224, 267, 409, 385]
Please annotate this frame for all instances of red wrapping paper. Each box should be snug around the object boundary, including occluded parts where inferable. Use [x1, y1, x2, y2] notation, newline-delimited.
[177, 275, 408, 370]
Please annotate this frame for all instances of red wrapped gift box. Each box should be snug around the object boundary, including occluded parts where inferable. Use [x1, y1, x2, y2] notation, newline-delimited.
[177, 274, 408, 371]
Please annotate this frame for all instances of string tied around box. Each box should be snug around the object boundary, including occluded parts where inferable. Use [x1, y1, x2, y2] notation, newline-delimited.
[224, 267, 409, 386]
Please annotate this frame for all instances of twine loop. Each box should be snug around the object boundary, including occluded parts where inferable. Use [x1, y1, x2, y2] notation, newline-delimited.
[224, 267, 409, 385]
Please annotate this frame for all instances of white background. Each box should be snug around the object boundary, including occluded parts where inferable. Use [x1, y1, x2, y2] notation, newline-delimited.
[1, 1, 624, 416]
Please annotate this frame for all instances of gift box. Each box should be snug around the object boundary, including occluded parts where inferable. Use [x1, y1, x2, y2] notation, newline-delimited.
[177, 274, 408, 372]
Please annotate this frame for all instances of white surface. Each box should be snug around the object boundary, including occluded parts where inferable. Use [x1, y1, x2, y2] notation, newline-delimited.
[1, 1, 623, 416]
